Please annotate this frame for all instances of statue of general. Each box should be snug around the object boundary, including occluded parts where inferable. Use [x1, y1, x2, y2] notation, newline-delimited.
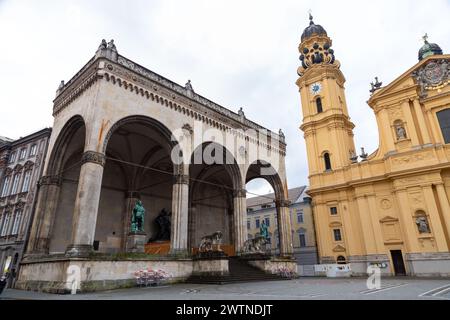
[131, 200, 145, 233]
[260, 220, 269, 243]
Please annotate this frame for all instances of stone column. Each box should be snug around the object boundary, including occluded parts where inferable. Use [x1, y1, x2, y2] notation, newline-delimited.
[233, 189, 247, 255]
[378, 109, 396, 152]
[275, 199, 293, 257]
[169, 173, 189, 255]
[394, 188, 420, 253]
[65, 151, 105, 257]
[340, 199, 359, 254]
[435, 183, 450, 244]
[367, 194, 386, 252]
[425, 109, 441, 144]
[355, 195, 377, 255]
[400, 100, 420, 146]
[412, 98, 431, 145]
[26, 175, 61, 254]
[423, 185, 449, 252]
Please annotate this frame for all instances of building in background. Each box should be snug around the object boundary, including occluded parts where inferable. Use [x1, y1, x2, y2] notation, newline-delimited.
[0, 128, 51, 287]
[297, 14, 450, 276]
[246, 186, 319, 265]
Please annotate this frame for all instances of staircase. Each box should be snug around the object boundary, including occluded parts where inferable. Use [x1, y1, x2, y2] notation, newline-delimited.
[185, 257, 290, 285]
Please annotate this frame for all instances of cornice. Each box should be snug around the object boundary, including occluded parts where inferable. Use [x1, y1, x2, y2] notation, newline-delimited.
[51, 55, 287, 157]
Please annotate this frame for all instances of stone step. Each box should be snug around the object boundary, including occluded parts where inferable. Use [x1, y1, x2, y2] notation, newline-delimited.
[186, 257, 291, 284]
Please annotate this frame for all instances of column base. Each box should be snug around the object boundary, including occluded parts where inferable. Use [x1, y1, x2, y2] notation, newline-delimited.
[126, 232, 147, 253]
[65, 244, 93, 258]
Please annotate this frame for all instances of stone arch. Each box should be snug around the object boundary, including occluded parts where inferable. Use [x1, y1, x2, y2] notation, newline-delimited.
[188, 142, 242, 251]
[102, 115, 181, 162]
[37, 115, 87, 254]
[245, 160, 287, 203]
[95, 115, 184, 253]
[245, 159, 293, 256]
[46, 115, 86, 177]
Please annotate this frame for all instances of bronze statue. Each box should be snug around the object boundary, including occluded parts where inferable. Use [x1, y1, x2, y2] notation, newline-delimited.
[131, 200, 145, 233]
[260, 221, 269, 242]
[149, 209, 171, 242]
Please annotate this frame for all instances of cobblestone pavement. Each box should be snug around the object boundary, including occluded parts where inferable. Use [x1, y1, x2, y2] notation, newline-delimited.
[1, 278, 450, 300]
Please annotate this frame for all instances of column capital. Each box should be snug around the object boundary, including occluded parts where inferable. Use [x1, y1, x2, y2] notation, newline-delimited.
[38, 175, 62, 187]
[81, 151, 106, 167]
[173, 174, 189, 185]
[274, 199, 291, 208]
[233, 189, 247, 198]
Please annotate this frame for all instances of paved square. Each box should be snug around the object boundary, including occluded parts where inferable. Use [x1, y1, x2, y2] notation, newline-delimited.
[2, 278, 450, 300]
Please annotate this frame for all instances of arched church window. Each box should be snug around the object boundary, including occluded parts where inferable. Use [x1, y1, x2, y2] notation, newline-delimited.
[316, 97, 323, 113]
[324, 152, 332, 171]
[437, 109, 450, 144]
[394, 120, 407, 140]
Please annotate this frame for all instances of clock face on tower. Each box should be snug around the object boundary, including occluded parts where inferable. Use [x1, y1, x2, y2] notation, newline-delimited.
[310, 82, 322, 95]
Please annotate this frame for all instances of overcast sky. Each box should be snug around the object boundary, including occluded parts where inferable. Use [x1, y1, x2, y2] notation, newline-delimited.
[0, 0, 449, 197]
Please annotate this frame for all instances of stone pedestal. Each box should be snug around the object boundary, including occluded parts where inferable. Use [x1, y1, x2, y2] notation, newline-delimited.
[126, 232, 147, 253]
[193, 256, 229, 276]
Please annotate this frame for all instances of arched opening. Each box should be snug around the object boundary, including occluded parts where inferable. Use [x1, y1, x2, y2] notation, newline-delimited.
[324, 152, 332, 171]
[48, 116, 86, 253]
[189, 142, 241, 256]
[246, 178, 277, 253]
[94, 116, 177, 254]
[246, 161, 287, 255]
[316, 97, 323, 113]
[437, 109, 450, 144]
[337, 256, 347, 265]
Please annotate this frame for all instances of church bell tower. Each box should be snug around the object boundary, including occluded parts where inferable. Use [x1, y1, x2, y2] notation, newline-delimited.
[297, 14, 357, 180]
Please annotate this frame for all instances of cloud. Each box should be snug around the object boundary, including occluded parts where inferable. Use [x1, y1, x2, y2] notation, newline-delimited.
[0, 0, 449, 195]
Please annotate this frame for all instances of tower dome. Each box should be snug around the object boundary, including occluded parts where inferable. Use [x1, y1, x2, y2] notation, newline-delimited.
[298, 13, 337, 76]
[418, 34, 443, 61]
[301, 14, 327, 42]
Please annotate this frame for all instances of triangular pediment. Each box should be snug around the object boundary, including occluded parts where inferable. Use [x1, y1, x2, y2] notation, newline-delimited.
[380, 216, 399, 223]
[369, 54, 450, 102]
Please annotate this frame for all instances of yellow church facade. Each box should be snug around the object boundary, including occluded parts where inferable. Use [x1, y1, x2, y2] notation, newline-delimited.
[297, 15, 450, 276]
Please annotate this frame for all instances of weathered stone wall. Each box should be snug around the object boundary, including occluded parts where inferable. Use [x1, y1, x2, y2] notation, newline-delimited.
[247, 258, 298, 275]
[16, 258, 194, 293]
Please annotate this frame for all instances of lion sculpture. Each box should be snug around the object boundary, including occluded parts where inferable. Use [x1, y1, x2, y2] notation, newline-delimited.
[199, 231, 223, 252]
[243, 235, 267, 254]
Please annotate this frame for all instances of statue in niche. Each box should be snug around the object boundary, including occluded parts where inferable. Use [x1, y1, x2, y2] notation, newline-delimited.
[416, 216, 431, 234]
[148, 209, 171, 242]
[131, 200, 145, 233]
[396, 125, 407, 140]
